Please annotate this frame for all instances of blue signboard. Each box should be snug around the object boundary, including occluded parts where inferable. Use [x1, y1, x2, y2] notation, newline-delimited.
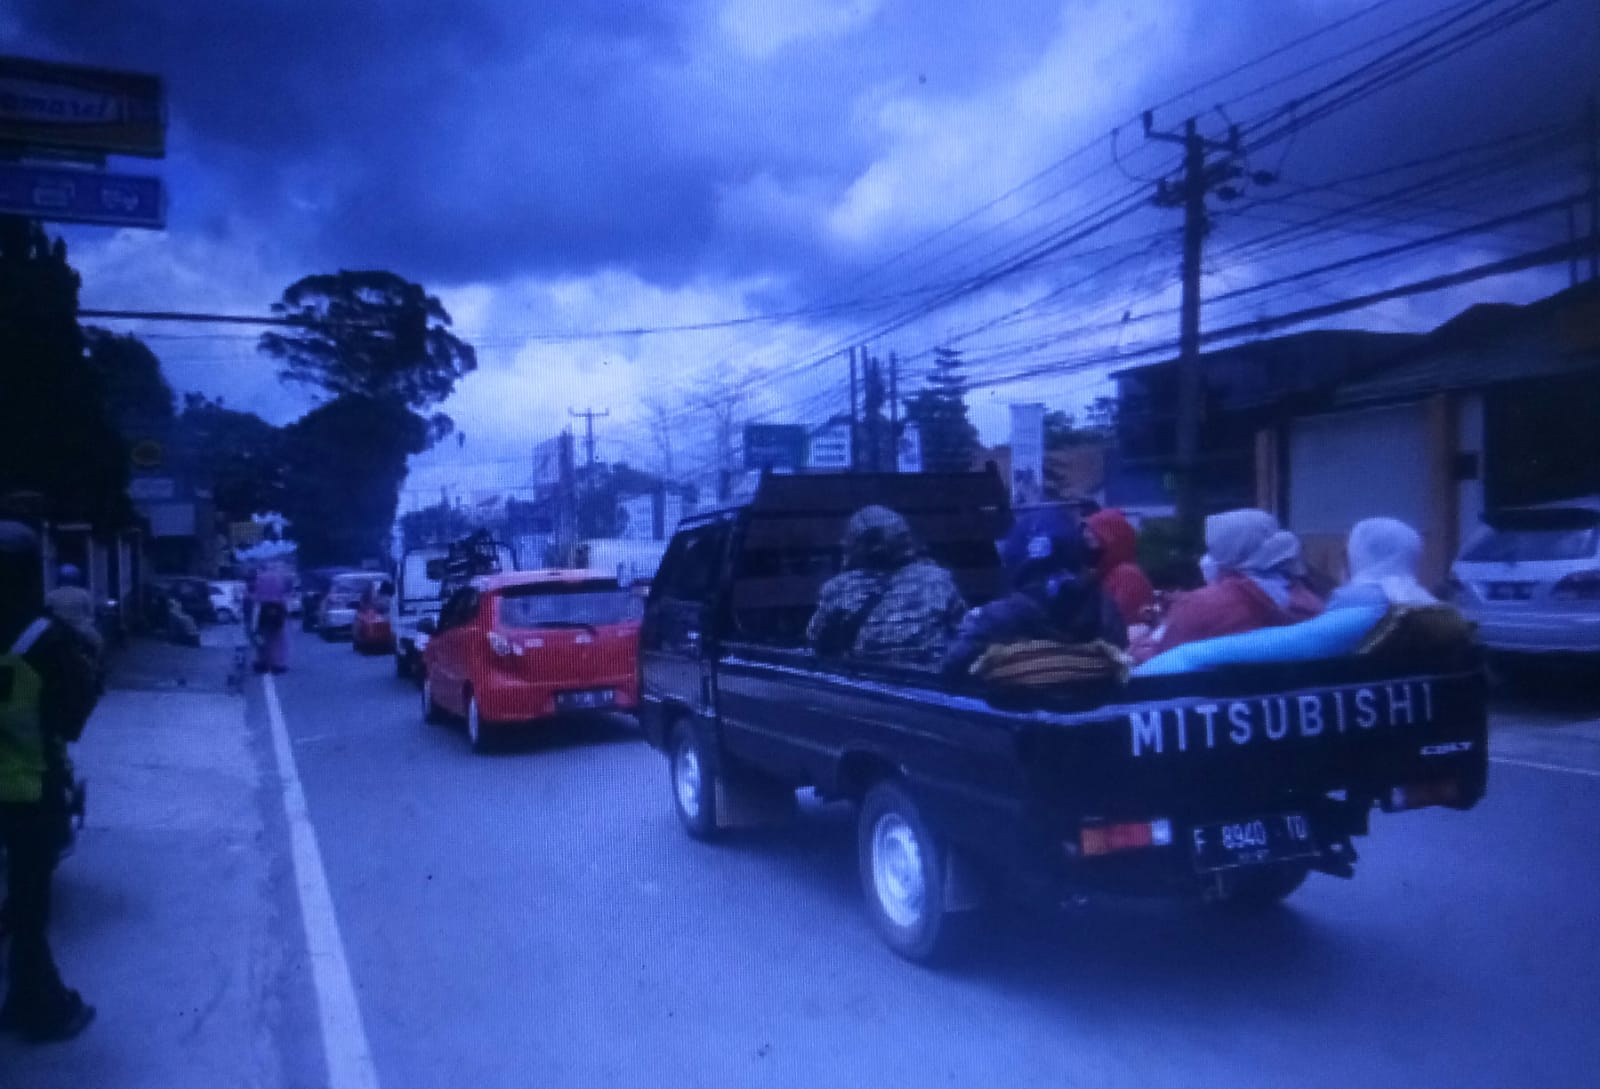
[0, 162, 164, 228]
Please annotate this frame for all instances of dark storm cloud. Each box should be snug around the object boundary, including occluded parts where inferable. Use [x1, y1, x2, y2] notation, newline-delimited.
[9, 0, 1084, 289]
[9, 0, 1597, 299]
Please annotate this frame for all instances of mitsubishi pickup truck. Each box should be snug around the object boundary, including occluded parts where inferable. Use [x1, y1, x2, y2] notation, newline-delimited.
[638, 469, 1489, 962]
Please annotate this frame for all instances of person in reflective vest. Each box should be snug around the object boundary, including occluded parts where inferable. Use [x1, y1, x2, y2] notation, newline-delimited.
[0, 520, 97, 1042]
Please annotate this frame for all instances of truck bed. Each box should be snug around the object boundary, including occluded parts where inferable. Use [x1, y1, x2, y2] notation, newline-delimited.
[702, 642, 1487, 894]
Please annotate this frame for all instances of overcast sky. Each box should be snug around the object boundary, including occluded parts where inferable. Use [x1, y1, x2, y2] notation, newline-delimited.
[8, 0, 1598, 504]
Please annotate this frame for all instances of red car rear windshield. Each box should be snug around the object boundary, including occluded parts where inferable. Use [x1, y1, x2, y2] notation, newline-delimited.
[496, 582, 643, 628]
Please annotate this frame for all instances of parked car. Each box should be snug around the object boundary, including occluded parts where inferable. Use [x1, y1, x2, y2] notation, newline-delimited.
[420, 570, 643, 753]
[317, 571, 386, 640]
[300, 567, 355, 632]
[352, 578, 397, 655]
[1449, 496, 1600, 657]
[639, 469, 1489, 962]
[208, 580, 246, 623]
[152, 576, 217, 625]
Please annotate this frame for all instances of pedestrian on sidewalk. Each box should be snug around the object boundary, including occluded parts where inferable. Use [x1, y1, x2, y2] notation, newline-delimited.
[0, 520, 98, 1043]
[247, 562, 292, 674]
[44, 565, 103, 662]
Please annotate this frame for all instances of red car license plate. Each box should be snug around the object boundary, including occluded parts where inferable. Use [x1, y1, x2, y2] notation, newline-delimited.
[557, 688, 616, 711]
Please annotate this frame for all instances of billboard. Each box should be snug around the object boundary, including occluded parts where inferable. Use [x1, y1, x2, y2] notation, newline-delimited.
[1010, 402, 1046, 503]
[0, 56, 166, 158]
[806, 422, 852, 470]
[743, 423, 807, 471]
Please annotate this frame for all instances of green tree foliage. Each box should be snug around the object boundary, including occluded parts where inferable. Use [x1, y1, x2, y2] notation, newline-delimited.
[175, 394, 284, 522]
[259, 270, 476, 408]
[399, 499, 475, 550]
[257, 270, 476, 565]
[903, 347, 979, 473]
[0, 221, 131, 526]
[279, 397, 433, 565]
[84, 327, 175, 431]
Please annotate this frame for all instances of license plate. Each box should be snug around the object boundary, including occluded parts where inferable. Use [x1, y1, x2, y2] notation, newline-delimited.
[1488, 582, 1531, 601]
[1190, 813, 1317, 872]
[557, 688, 616, 711]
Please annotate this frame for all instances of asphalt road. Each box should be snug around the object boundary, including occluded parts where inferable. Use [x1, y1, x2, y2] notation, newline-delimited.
[236, 630, 1600, 1089]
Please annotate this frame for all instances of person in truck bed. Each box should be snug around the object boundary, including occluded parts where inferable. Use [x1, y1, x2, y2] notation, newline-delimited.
[1085, 508, 1155, 627]
[942, 505, 1127, 684]
[1327, 517, 1437, 609]
[1135, 516, 1473, 676]
[806, 505, 967, 668]
[1132, 509, 1322, 663]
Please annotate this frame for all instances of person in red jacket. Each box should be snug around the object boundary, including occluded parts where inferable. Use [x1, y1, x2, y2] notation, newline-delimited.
[1085, 509, 1154, 626]
[1132, 509, 1323, 663]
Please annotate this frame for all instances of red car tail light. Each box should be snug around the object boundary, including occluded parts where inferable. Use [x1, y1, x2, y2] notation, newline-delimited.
[1552, 570, 1600, 601]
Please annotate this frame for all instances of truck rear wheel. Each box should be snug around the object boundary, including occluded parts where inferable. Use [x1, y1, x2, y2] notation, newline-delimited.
[858, 781, 952, 963]
[670, 722, 718, 840]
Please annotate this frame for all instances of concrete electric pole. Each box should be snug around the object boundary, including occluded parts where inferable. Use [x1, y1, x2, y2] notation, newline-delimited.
[1144, 112, 1248, 537]
[568, 406, 611, 476]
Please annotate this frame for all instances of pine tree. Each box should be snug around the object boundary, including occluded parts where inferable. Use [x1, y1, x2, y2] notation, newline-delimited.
[903, 347, 979, 473]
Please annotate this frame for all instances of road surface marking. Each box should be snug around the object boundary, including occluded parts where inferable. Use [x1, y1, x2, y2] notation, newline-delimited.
[1490, 755, 1600, 779]
[264, 675, 382, 1089]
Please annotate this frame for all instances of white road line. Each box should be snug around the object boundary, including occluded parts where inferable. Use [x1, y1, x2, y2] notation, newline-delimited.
[264, 675, 382, 1089]
[1490, 755, 1600, 780]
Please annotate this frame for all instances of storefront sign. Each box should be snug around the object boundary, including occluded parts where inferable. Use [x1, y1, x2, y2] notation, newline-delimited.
[0, 56, 166, 158]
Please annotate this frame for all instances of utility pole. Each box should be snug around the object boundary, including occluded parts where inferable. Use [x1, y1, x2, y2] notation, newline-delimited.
[865, 350, 887, 472]
[568, 406, 610, 476]
[1586, 95, 1599, 282]
[889, 351, 899, 428]
[1145, 111, 1248, 537]
[848, 347, 860, 473]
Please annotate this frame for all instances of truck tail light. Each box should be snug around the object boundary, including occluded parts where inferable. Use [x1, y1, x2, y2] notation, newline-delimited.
[1385, 780, 1461, 812]
[1552, 570, 1600, 601]
[1079, 819, 1173, 857]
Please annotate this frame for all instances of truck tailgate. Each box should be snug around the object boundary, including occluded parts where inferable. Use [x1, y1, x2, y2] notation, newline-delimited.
[1016, 667, 1489, 819]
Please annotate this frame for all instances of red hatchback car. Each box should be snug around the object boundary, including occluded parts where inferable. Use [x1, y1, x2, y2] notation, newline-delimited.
[420, 570, 643, 752]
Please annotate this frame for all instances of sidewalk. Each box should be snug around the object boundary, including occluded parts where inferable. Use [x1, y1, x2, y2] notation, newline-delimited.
[0, 637, 306, 1088]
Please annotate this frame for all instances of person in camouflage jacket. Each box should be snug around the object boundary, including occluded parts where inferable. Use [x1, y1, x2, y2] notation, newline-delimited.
[807, 506, 967, 668]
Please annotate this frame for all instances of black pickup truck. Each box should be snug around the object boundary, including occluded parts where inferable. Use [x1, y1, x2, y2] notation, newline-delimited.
[638, 470, 1489, 961]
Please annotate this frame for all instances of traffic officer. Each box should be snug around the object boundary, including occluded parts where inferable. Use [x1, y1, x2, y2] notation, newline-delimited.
[0, 519, 96, 1042]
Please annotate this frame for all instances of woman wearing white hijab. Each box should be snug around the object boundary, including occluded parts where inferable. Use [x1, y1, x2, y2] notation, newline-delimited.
[1133, 508, 1323, 663]
[1136, 515, 1458, 676]
[1328, 517, 1438, 608]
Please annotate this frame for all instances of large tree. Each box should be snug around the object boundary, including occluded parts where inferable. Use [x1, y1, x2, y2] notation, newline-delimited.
[0, 220, 131, 527]
[279, 397, 436, 565]
[257, 270, 476, 564]
[259, 270, 476, 407]
[903, 347, 979, 474]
